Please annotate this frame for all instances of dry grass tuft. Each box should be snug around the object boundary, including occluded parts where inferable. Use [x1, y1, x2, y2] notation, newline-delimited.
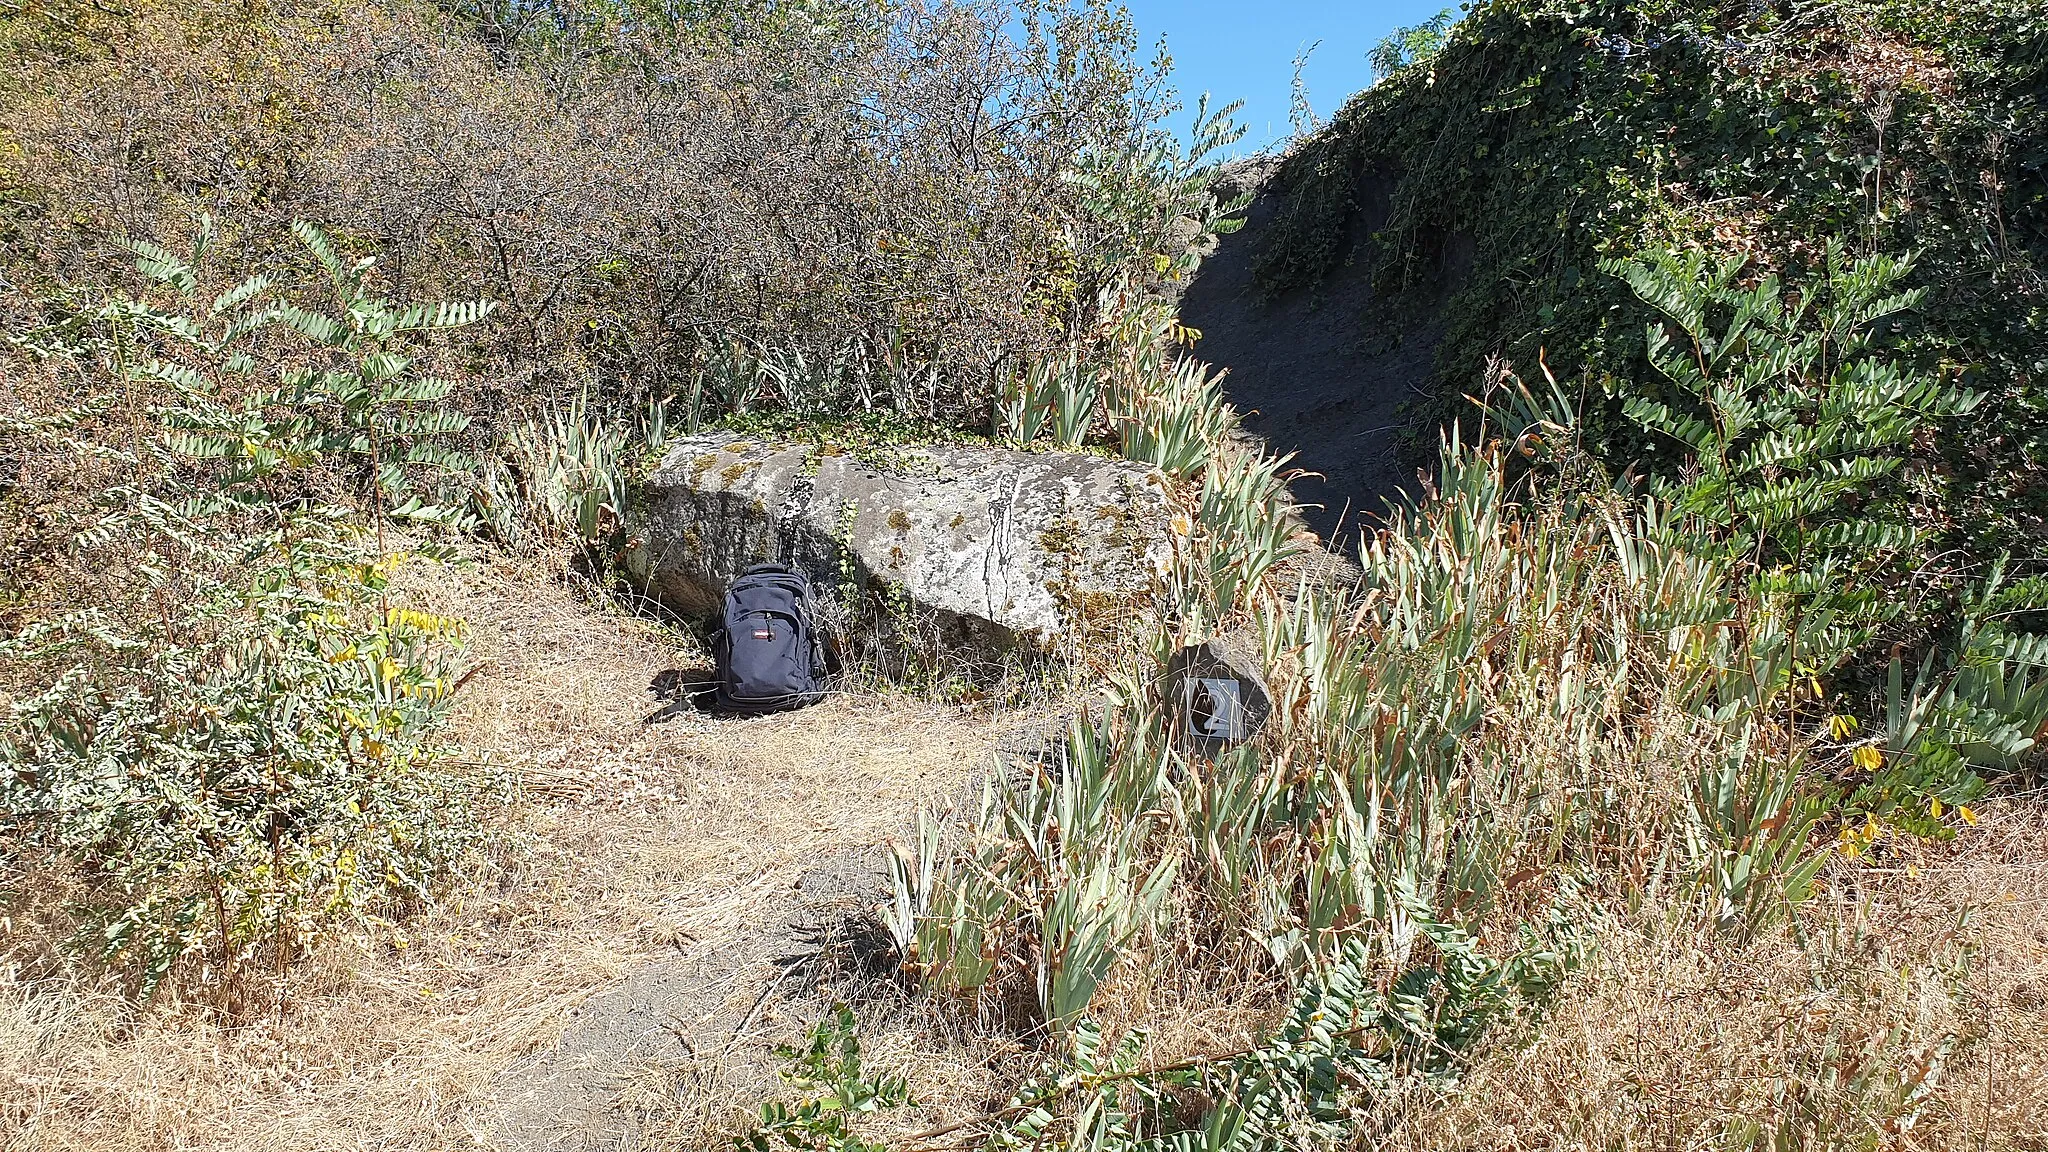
[7, 552, 2047, 1151]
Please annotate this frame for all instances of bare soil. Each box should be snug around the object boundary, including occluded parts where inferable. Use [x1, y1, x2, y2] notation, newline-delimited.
[1179, 157, 1458, 546]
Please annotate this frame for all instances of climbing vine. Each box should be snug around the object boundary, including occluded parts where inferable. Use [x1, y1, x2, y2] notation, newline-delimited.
[1253, 0, 2048, 578]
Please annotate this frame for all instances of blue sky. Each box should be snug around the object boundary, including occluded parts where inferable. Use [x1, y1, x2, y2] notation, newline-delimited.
[1121, 1, 1461, 154]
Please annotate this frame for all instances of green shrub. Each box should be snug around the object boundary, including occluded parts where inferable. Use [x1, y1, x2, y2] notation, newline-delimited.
[1593, 243, 2048, 821]
[1, 510, 488, 998]
[1251, 0, 2047, 577]
[1851, 573, 2048, 833]
[736, 1003, 908, 1152]
[0, 220, 503, 998]
[1367, 6, 1456, 83]
[1, 0, 1244, 437]
[1606, 242, 1976, 627]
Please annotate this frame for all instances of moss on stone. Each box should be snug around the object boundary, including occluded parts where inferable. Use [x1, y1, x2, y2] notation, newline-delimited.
[1036, 517, 1082, 557]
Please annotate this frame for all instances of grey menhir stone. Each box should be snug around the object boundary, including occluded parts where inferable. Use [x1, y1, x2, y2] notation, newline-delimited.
[628, 436, 1177, 653]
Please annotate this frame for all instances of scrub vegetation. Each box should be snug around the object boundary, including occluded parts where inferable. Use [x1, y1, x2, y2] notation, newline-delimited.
[3, 0, 2047, 1148]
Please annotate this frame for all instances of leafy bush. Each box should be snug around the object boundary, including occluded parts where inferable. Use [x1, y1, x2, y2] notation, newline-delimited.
[0, 0, 1237, 434]
[0, 221, 502, 999]
[138, 219, 491, 531]
[1367, 6, 1456, 83]
[1252, 0, 2047, 576]
[1596, 241, 2048, 823]
[737, 1003, 908, 1152]
[976, 913, 1578, 1151]
[1607, 242, 1976, 624]
[1850, 572, 2048, 833]
[1, 512, 485, 998]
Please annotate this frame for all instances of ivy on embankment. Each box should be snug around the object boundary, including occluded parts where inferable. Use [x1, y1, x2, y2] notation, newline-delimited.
[1253, 0, 2048, 573]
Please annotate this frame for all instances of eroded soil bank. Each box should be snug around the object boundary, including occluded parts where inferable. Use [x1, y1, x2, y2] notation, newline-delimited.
[1179, 159, 1459, 545]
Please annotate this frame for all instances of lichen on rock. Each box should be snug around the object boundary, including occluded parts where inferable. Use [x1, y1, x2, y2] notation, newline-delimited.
[627, 435, 1176, 657]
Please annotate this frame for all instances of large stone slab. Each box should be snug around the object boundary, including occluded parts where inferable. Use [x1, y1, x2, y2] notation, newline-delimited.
[627, 436, 1176, 649]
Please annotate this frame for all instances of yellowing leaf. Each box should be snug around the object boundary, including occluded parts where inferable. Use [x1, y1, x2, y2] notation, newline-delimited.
[1827, 714, 1857, 741]
[1929, 797, 1943, 819]
[1959, 805, 1978, 826]
[1852, 745, 1883, 772]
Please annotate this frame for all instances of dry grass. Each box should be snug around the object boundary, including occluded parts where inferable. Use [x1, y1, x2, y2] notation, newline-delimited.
[6, 549, 2047, 1151]
[0, 553, 1060, 1151]
[1377, 796, 2048, 1151]
[849, 430, 2048, 1150]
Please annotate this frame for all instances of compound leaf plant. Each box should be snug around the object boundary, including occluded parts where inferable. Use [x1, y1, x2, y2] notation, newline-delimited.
[1604, 242, 2048, 826]
[1, 218, 502, 1002]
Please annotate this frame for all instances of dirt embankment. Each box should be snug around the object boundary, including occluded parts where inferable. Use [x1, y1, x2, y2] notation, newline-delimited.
[1178, 156, 1466, 547]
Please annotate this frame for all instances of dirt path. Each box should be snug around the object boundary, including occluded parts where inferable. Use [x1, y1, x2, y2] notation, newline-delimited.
[0, 558, 1057, 1151]
[435, 561, 1059, 1149]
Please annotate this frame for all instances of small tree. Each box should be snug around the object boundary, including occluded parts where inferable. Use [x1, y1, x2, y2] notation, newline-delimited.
[1369, 8, 1456, 84]
[1605, 243, 2047, 826]
[142, 219, 491, 539]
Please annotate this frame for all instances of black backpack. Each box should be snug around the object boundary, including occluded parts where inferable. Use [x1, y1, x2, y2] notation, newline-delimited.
[712, 563, 828, 714]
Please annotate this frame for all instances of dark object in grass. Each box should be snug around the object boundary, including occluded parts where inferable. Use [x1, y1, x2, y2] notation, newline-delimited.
[646, 667, 719, 723]
[1163, 636, 1271, 758]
